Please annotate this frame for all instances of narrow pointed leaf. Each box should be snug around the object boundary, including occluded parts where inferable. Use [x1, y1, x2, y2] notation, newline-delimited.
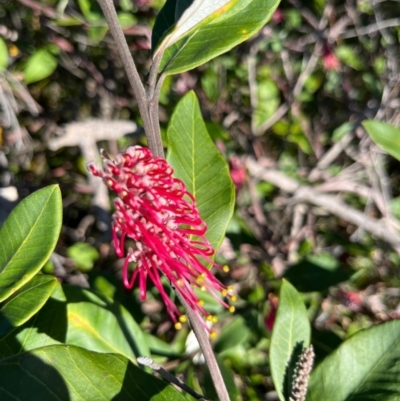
[0, 275, 57, 337]
[0, 345, 188, 401]
[167, 91, 234, 251]
[363, 120, 400, 162]
[270, 280, 311, 401]
[0, 185, 62, 302]
[154, 0, 280, 75]
[307, 320, 400, 401]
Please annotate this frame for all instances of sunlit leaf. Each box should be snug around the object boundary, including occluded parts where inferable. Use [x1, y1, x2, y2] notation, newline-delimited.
[363, 120, 400, 162]
[0, 282, 66, 358]
[167, 91, 235, 251]
[254, 79, 279, 129]
[0, 185, 62, 302]
[117, 12, 138, 29]
[65, 286, 149, 361]
[0, 275, 57, 337]
[335, 45, 363, 71]
[154, 0, 280, 75]
[270, 280, 311, 401]
[67, 242, 99, 272]
[77, 0, 103, 23]
[0, 345, 188, 401]
[153, 0, 235, 55]
[23, 49, 58, 84]
[307, 320, 400, 401]
[0, 38, 8, 70]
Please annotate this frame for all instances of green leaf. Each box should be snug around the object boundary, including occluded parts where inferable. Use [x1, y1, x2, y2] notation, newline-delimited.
[154, 0, 280, 75]
[56, 0, 69, 18]
[117, 12, 138, 29]
[270, 280, 311, 401]
[307, 320, 400, 401]
[0, 185, 62, 302]
[254, 79, 280, 129]
[0, 38, 8, 70]
[0, 285, 150, 361]
[64, 285, 150, 361]
[67, 242, 99, 272]
[166, 91, 234, 251]
[153, 0, 235, 54]
[363, 120, 400, 162]
[23, 49, 58, 84]
[88, 26, 109, 44]
[0, 345, 188, 401]
[0, 275, 57, 337]
[77, 0, 104, 23]
[214, 315, 251, 353]
[0, 282, 66, 358]
[335, 45, 363, 71]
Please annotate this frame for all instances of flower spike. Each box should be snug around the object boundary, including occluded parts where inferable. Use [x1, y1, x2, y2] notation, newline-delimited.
[88, 146, 234, 332]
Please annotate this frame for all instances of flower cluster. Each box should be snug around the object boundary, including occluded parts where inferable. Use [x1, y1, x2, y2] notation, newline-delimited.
[88, 146, 235, 332]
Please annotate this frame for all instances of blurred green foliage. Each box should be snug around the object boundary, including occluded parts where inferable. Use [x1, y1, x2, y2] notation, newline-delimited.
[0, 0, 400, 399]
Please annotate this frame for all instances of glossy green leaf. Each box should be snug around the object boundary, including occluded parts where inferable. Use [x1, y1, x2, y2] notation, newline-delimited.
[64, 285, 150, 361]
[307, 320, 400, 401]
[363, 120, 400, 162]
[0, 285, 150, 361]
[0, 185, 62, 302]
[0, 275, 57, 337]
[0, 345, 188, 401]
[0, 38, 8, 70]
[0, 282, 66, 358]
[154, 0, 280, 75]
[270, 280, 311, 401]
[153, 0, 235, 55]
[167, 91, 234, 251]
[23, 49, 58, 84]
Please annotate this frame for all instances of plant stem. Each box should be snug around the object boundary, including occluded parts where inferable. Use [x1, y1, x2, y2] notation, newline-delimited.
[96, 4, 229, 399]
[147, 73, 166, 159]
[176, 291, 231, 401]
[96, 0, 164, 158]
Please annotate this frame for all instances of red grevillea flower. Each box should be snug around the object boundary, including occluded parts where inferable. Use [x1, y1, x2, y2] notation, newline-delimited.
[88, 146, 235, 332]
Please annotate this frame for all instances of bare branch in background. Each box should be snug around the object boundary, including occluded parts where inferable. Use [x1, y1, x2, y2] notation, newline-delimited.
[246, 157, 400, 253]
